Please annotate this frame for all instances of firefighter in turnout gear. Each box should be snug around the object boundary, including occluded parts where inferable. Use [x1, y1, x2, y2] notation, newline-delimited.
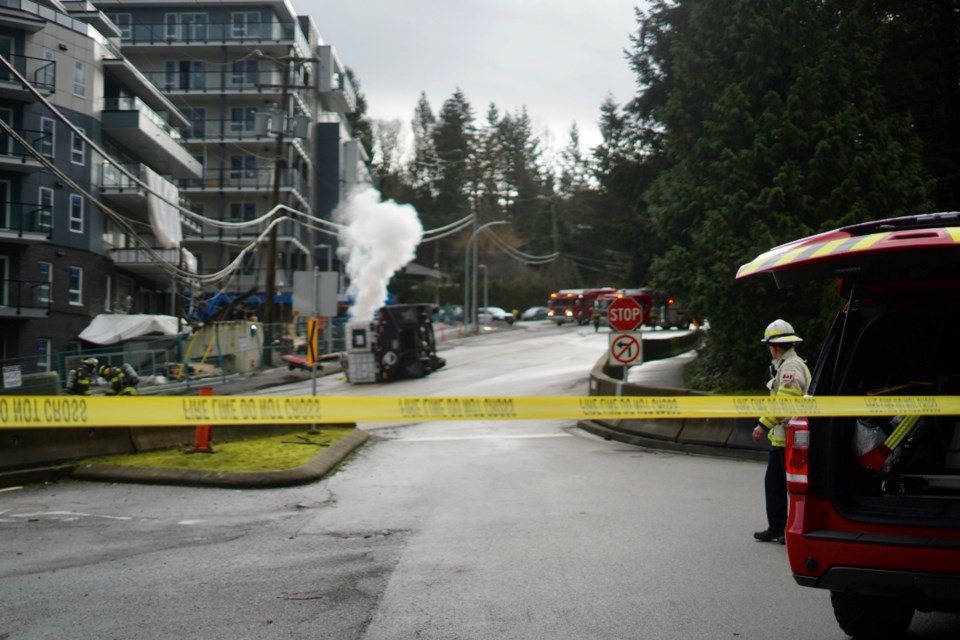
[752, 319, 811, 544]
[99, 363, 140, 396]
[65, 358, 98, 396]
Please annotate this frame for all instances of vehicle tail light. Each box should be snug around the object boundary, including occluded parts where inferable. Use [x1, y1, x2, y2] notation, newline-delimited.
[785, 416, 810, 494]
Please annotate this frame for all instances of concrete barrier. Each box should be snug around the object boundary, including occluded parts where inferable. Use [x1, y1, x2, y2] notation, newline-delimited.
[579, 331, 769, 461]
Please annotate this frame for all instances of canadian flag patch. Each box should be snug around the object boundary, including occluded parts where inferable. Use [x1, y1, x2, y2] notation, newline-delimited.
[782, 373, 794, 381]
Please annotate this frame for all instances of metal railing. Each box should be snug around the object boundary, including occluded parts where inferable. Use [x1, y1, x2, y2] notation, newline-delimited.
[178, 167, 308, 195]
[0, 201, 52, 236]
[102, 96, 185, 142]
[117, 20, 308, 51]
[0, 278, 52, 314]
[139, 68, 308, 95]
[0, 127, 49, 163]
[0, 52, 56, 93]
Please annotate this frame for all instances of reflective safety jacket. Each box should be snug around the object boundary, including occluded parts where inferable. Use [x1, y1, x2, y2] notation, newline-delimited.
[759, 347, 811, 447]
[65, 368, 94, 396]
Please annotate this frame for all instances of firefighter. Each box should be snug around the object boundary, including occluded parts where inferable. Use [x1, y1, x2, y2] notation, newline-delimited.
[752, 319, 811, 544]
[99, 363, 140, 396]
[65, 357, 98, 395]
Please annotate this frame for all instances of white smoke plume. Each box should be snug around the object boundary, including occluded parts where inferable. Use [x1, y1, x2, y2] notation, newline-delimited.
[335, 186, 423, 323]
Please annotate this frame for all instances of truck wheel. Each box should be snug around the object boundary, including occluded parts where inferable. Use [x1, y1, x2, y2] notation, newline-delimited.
[830, 591, 914, 639]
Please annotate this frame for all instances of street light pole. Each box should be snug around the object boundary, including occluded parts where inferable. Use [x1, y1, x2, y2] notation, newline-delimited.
[480, 264, 488, 310]
[463, 219, 507, 334]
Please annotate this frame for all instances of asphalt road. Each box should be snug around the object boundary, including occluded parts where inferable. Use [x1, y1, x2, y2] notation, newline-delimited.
[2, 322, 958, 639]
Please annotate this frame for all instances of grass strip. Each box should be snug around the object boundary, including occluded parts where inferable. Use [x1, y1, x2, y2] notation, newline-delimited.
[77, 427, 355, 473]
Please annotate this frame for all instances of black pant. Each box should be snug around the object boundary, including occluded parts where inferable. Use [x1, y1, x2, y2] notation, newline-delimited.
[764, 447, 787, 533]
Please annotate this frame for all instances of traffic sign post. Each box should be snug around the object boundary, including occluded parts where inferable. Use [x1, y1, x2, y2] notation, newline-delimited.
[609, 332, 643, 367]
[607, 297, 643, 332]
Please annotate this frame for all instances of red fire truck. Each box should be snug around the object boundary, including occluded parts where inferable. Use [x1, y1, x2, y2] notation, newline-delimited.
[546, 287, 616, 325]
[594, 289, 653, 327]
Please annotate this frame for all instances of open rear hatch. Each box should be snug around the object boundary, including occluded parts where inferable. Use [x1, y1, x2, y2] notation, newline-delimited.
[738, 213, 960, 525]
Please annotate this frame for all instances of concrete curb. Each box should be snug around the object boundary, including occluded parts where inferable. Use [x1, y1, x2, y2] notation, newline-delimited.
[578, 419, 766, 462]
[70, 429, 370, 489]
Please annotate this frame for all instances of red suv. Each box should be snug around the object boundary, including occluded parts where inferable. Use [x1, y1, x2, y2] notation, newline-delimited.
[738, 213, 960, 639]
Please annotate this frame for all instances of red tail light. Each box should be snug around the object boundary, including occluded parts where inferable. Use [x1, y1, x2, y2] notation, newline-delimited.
[785, 416, 810, 494]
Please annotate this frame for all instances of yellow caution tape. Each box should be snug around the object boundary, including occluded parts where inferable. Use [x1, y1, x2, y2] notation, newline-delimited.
[0, 395, 958, 429]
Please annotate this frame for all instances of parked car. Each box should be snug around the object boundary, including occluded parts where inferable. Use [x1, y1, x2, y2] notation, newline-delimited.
[737, 212, 960, 639]
[520, 306, 549, 321]
[477, 306, 515, 325]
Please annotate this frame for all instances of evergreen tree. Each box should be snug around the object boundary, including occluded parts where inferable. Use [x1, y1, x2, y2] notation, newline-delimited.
[627, 0, 932, 390]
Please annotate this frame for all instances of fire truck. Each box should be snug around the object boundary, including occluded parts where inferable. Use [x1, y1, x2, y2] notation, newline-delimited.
[594, 289, 654, 327]
[593, 288, 693, 329]
[344, 304, 446, 383]
[649, 294, 692, 329]
[546, 287, 616, 325]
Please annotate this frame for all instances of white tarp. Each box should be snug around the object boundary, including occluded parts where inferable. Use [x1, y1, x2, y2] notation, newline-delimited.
[146, 168, 182, 249]
[78, 314, 185, 345]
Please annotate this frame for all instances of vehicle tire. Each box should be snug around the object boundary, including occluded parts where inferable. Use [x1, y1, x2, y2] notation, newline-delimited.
[830, 591, 914, 639]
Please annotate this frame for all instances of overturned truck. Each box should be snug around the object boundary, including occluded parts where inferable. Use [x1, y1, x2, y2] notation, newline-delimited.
[344, 304, 446, 384]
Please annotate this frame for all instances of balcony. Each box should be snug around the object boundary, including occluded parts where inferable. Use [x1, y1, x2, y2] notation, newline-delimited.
[117, 19, 307, 53]
[111, 246, 197, 279]
[179, 167, 309, 209]
[140, 67, 310, 98]
[100, 161, 203, 233]
[0, 200, 51, 242]
[100, 97, 202, 179]
[316, 45, 357, 114]
[0, 278, 50, 318]
[0, 52, 55, 101]
[180, 117, 271, 143]
[0, 127, 45, 173]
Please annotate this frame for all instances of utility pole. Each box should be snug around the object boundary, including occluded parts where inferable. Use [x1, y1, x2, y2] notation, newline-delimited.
[262, 57, 291, 335]
[257, 51, 317, 360]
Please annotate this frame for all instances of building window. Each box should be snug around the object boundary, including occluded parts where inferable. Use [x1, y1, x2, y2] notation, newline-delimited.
[0, 255, 7, 306]
[68, 266, 83, 305]
[38, 261, 51, 303]
[229, 202, 257, 221]
[230, 154, 257, 180]
[71, 128, 85, 165]
[39, 117, 54, 158]
[229, 251, 256, 275]
[110, 13, 132, 39]
[182, 13, 207, 40]
[231, 12, 262, 38]
[69, 194, 84, 233]
[229, 107, 256, 133]
[164, 14, 179, 39]
[185, 107, 206, 138]
[38, 187, 53, 229]
[73, 60, 86, 97]
[231, 60, 258, 86]
[36, 338, 51, 372]
[38, 48, 56, 89]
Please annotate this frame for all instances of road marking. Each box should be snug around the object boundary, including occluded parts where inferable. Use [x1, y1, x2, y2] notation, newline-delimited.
[396, 433, 573, 443]
[10, 510, 132, 521]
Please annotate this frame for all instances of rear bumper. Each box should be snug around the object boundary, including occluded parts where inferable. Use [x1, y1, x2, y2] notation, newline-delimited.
[794, 566, 960, 609]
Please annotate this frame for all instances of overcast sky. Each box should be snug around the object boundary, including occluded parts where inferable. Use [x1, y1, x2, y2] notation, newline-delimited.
[292, 0, 642, 155]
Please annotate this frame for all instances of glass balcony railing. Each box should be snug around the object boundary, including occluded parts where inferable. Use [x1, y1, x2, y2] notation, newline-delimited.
[120, 20, 305, 50]
[138, 68, 308, 96]
[0, 278, 51, 314]
[102, 97, 184, 142]
[0, 200, 52, 236]
[179, 168, 307, 195]
[0, 127, 48, 164]
[0, 53, 56, 93]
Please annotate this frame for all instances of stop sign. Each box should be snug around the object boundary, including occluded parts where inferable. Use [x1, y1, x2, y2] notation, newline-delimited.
[607, 297, 643, 331]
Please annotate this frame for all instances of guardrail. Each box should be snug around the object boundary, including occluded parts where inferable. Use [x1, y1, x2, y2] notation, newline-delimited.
[580, 330, 767, 460]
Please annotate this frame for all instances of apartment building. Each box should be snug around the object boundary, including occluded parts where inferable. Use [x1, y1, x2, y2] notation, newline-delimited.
[0, 0, 368, 371]
[0, 0, 202, 369]
[92, 0, 368, 324]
